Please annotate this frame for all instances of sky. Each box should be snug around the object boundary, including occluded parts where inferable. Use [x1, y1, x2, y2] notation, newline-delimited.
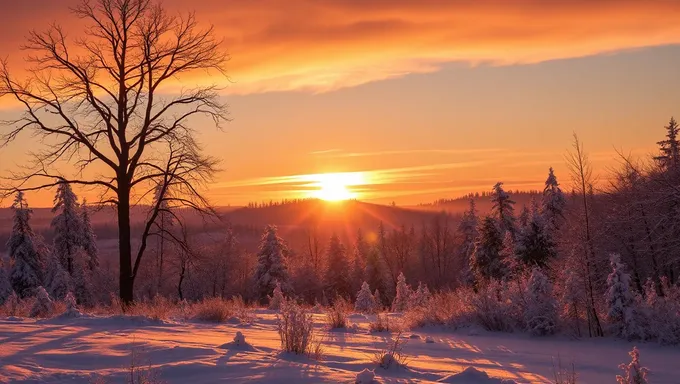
[1, 0, 680, 207]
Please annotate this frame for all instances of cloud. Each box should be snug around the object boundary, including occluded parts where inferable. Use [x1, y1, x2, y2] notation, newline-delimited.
[1, 1, 680, 94]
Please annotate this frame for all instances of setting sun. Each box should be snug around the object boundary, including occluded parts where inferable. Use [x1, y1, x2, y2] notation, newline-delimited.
[310, 172, 365, 201]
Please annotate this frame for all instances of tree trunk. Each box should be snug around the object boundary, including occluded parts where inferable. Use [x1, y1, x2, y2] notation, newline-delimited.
[118, 182, 134, 305]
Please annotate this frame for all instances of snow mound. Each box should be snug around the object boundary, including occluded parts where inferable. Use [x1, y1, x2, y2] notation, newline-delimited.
[219, 331, 257, 351]
[355, 368, 376, 384]
[425, 336, 435, 343]
[409, 334, 421, 339]
[438, 367, 518, 383]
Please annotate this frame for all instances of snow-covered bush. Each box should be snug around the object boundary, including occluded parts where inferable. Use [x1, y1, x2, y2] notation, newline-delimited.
[470, 280, 514, 332]
[408, 282, 432, 309]
[355, 281, 376, 313]
[372, 331, 408, 370]
[616, 347, 649, 384]
[232, 295, 255, 325]
[232, 331, 247, 346]
[326, 296, 351, 329]
[268, 281, 285, 310]
[30, 286, 55, 318]
[391, 272, 412, 312]
[62, 292, 82, 318]
[524, 268, 558, 336]
[277, 299, 317, 356]
[369, 312, 392, 333]
[373, 289, 382, 312]
[606, 254, 636, 338]
[638, 277, 680, 344]
[0, 260, 11, 305]
[45, 253, 72, 301]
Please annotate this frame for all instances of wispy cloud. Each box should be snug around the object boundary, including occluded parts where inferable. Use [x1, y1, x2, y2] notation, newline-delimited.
[311, 148, 504, 158]
[2, 1, 680, 94]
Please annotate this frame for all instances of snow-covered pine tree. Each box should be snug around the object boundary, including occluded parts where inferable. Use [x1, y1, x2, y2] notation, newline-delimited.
[44, 252, 72, 301]
[391, 272, 412, 312]
[351, 229, 369, 293]
[524, 268, 557, 336]
[268, 281, 285, 310]
[4, 291, 19, 316]
[616, 347, 649, 384]
[409, 282, 432, 309]
[541, 167, 566, 231]
[8, 192, 44, 297]
[355, 281, 376, 313]
[365, 246, 386, 300]
[500, 231, 517, 278]
[560, 268, 584, 337]
[491, 182, 516, 236]
[0, 258, 12, 304]
[470, 216, 505, 285]
[373, 289, 382, 311]
[51, 181, 82, 274]
[606, 254, 635, 338]
[254, 225, 291, 304]
[72, 251, 94, 306]
[30, 286, 54, 318]
[654, 116, 680, 170]
[518, 205, 530, 229]
[514, 209, 557, 269]
[79, 200, 99, 271]
[457, 199, 478, 285]
[325, 233, 352, 299]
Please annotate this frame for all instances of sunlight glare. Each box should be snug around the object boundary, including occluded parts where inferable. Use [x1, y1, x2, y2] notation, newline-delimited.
[311, 172, 365, 201]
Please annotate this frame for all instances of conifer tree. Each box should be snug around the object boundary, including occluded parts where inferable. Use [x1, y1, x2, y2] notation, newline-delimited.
[524, 268, 557, 336]
[351, 229, 369, 293]
[268, 281, 285, 310]
[541, 167, 566, 230]
[491, 182, 516, 236]
[44, 253, 72, 301]
[457, 199, 479, 284]
[606, 254, 635, 338]
[470, 216, 505, 284]
[654, 116, 680, 169]
[0, 259, 11, 304]
[72, 253, 94, 306]
[8, 192, 44, 297]
[409, 282, 432, 309]
[325, 233, 352, 299]
[514, 210, 557, 269]
[365, 246, 386, 299]
[51, 181, 82, 274]
[355, 281, 376, 313]
[373, 289, 382, 311]
[80, 200, 99, 271]
[391, 272, 412, 312]
[29, 286, 54, 318]
[254, 225, 291, 304]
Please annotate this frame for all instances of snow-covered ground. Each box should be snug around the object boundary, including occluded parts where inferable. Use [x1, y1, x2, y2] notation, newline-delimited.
[1, 311, 678, 383]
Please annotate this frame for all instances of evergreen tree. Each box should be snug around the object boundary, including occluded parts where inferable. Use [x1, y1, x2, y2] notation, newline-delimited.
[355, 281, 376, 313]
[491, 182, 516, 235]
[541, 167, 566, 230]
[654, 116, 680, 169]
[351, 229, 369, 292]
[514, 210, 557, 269]
[8, 192, 44, 297]
[254, 225, 291, 304]
[0, 258, 11, 304]
[51, 181, 82, 274]
[29, 286, 54, 318]
[44, 253, 72, 301]
[72, 252, 94, 306]
[324, 233, 352, 299]
[606, 254, 635, 338]
[457, 199, 478, 284]
[268, 281, 285, 310]
[560, 268, 584, 337]
[409, 282, 432, 309]
[391, 272, 412, 312]
[524, 268, 557, 336]
[373, 289, 382, 311]
[365, 246, 386, 299]
[470, 216, 505, 284]
[80, 200, 99, 271]
[518, 205, 530, 229]
[500, 231, 518, 277]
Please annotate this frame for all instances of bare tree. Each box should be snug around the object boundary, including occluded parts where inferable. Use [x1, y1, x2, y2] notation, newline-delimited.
[0, 0, 228, 304]
[565, 133, 603, 337]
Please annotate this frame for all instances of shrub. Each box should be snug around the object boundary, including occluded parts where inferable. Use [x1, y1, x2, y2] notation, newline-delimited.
[616, 347, 649, 384]
[552, 354, 578, 384]
[194, 297, 233, 323]
[372, 331, 408, 369]
[30, 286, 55, 318]
[277, 299, 318, 356]
[231, 296, 255, 325]
[326, 297, 351, 329]
[369, 313, 392, 333]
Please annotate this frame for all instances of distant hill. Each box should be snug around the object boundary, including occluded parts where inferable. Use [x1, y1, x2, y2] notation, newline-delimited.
[419, 190, 543, 215]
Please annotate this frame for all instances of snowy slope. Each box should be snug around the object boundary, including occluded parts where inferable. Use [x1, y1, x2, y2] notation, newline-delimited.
[1, 311, 678, 383]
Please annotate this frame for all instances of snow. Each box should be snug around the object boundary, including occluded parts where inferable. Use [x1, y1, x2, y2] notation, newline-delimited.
[1, 310, 680, 383]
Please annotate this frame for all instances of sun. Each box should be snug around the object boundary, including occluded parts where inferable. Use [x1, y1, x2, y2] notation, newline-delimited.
[312, 172, 365, 201]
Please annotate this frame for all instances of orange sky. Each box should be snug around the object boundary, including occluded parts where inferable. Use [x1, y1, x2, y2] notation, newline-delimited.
[1, 0, 680, 206]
